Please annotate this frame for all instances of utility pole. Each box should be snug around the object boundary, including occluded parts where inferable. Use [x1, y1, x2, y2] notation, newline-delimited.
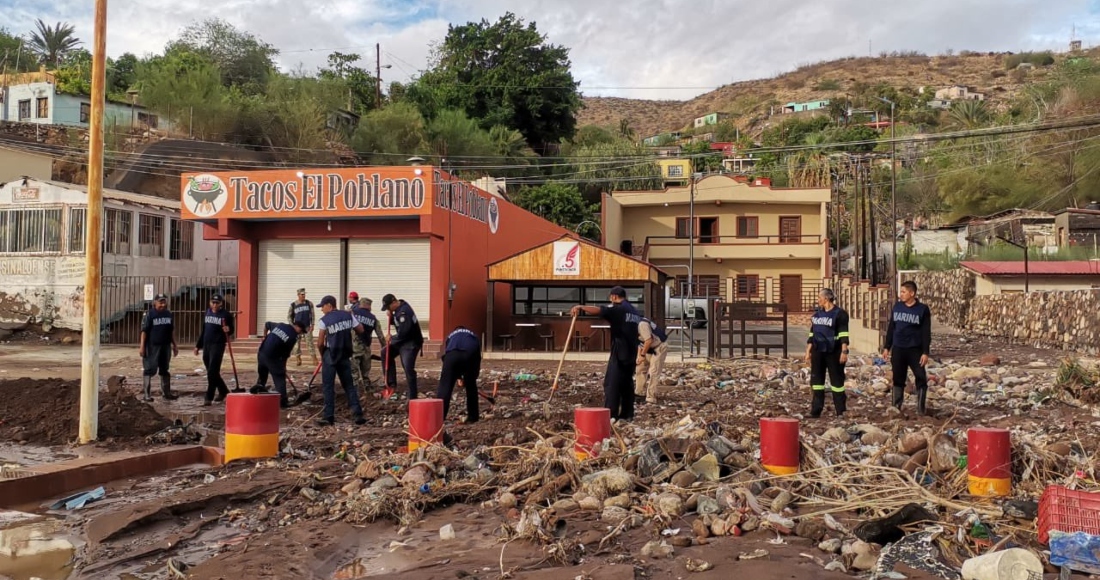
[80, 0, 108, 444]
[375, 43, 382, 108]
[868, 164, 878, 285]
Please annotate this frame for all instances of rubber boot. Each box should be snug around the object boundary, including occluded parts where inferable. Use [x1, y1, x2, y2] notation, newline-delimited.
[160, 375, 179, 400]
[916, 387, 928, 416]
[810, 390, 825, 418]
[833, 390, 848, 417]
[891, 386, 905, 410]
[142, 376, 153, 402]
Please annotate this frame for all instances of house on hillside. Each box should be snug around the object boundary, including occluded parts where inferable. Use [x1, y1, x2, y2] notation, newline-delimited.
[0, 177, 237, 339]
[642, 132, 682, 146]
[783, 100, 830, 114]
[0, 68, 170, 132]
[958, 208, 1056, 253]
[693, 112, 729, 128]
[1054, 205, 1100, 248]
[961, 261, 1100, 294]
[933, 85, 985, 102]
[657, 158, 692, 185]
[602, 175, 831, 313]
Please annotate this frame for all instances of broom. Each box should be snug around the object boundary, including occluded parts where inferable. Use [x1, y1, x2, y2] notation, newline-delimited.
[543, 311, 579, 417]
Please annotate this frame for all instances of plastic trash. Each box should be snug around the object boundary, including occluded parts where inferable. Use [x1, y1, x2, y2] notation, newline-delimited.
[514, 373, 538, 381]
[961, 547, 1043, 580]
[1049, 531, 1100, 575]
[717, 380, 736, 388]
[49, 486, 106, 510]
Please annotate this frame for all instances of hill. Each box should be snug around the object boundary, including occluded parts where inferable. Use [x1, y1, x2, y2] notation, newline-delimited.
[577, 51, 1082, 138]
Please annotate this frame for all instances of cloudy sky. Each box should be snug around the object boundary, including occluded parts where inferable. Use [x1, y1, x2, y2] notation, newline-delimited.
[3, 0, 1098, 100]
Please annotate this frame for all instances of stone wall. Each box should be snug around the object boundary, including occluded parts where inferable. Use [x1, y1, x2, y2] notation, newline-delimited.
[967, 290, 1100, 355]
[903, 269, 976, 330]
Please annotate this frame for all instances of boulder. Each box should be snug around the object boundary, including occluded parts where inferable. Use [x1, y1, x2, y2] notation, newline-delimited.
[928, 434, 960, 473]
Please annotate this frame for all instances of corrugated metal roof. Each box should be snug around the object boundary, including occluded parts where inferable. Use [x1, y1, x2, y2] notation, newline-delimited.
[960, 261, 1100, 276]
[14, 178, 179, 210]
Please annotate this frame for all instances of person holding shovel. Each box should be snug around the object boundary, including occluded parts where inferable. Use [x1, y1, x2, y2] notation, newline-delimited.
[316, 295, 367, 426]
[380, 294, 424, 401]
[251, 320, 307, 408]
[570, 287, 642, 422]
[436, 325, 482, 423]
[195, 293, 234, 406]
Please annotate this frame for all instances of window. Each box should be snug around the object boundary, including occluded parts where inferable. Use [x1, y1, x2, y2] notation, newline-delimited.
[779, 216, 802, 243]
[667, 165, 684, 178]
[69, 208, 86, 253]
[736, 275, 760, 299]
[18, 99, 30, 120]
[512, 286, 644, 316]
[169, 219, 193, 260]
[0, 208, 63, 253]
[736, 216, 759, 238]
[698, 217, 718, 244]
[137, 111, 159, 129]
[104, 209, 132, 255]
[79, 103, 90, 123]
[675, 217, 694, 239]
[137, 214, 164, 257]
[36, 97, 48, 119]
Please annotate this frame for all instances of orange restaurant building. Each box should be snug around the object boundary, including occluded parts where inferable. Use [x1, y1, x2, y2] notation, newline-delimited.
[179, 166, 571, 342]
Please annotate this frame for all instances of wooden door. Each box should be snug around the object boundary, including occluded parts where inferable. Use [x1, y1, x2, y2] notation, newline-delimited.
[779, 275, 802, 312]
[779, 216, 802, 243]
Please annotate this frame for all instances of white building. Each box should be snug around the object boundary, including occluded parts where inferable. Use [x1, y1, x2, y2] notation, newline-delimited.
[1, 69, 168, 131]
[0, 177, 237, 336]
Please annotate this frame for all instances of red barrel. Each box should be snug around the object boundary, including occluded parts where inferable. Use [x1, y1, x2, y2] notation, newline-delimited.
[409, 399, 444, 452]
[968, 427, 1011, 496]
[575, 408, 611, 460]
[760, 417, 800, 475]
[224, 393, 281, 463]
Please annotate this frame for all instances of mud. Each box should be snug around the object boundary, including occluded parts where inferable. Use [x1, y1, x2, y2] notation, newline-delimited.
[0, 377, 170, 446]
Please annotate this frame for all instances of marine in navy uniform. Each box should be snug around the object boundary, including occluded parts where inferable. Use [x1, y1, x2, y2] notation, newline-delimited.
[380, 294, 424, 400]
[139, 294, 179, 401]
[883, 281, 934, 415]
[194, 293, 234, 406]
[251, 320, 306, 408]
[804, 288, 850, 418]
[315, 295, 367, 426]
[436, 326, 483, 422]
[571, 286, 642, 421]
[287, 288, 318, 367]
[351, 297, 385, 388]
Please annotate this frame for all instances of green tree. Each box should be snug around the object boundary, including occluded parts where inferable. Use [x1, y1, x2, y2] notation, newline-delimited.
[27, 19, 81, 68]
[0, 28, 38, 72]
[319, 51, 378, 113]
[571, 125, 618, 148]
[415, 12, 582, 149]
[618, 119, 635, 141]
[427, 108, 495, 159]
[351, 102, 429, 164]
[511, 183, 600, 239]
[167, 19, 277, 92]
[107, 52, 139, 96]
[244, 75, 347, 159]
[565, 139, 662, 200]
[136, 51, 236, 140]
[948, 99, 991, 129]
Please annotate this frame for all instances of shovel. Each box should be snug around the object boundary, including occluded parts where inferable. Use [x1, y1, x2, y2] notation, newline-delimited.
[381, 312, 395, 400]
[226, 329, 243, 393]
[543, 311, 579, 417]
[293, 360, 323, 406]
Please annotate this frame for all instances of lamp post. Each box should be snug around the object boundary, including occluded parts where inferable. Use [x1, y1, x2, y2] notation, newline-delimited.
[875, 96, 898, 296]
[375, 43, 392, 107]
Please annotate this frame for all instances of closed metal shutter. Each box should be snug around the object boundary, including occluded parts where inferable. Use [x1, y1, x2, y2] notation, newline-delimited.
[257, 239, 341, 335]
[346, 238, 430, 338]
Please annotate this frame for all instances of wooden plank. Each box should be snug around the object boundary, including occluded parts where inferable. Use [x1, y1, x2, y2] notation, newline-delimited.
[489, 241, 656, 282]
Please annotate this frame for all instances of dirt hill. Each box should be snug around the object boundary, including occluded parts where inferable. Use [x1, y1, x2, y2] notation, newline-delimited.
[578, 51, 1078, 139]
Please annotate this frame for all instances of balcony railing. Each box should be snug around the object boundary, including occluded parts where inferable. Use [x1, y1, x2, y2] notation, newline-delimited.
[642, 235, 824, 261]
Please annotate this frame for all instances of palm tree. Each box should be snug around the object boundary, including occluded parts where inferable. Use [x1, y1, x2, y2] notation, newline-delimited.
[787, 132, 833, 188]
[27, 20, 81, 69]
[618, 118, 635, 141]
[948, 99, 990, 130]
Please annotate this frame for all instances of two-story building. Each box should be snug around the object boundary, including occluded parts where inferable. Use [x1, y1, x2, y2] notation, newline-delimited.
[656, 158, 692, 185]
[0, 69, 167, 131]
[602, 175, 831, 313]
[693, 113, 729, 128]
[0, 177, 236, 339]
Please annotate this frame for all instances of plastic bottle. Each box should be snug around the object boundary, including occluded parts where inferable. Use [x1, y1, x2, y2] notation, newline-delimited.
[514, 373, 539, 381]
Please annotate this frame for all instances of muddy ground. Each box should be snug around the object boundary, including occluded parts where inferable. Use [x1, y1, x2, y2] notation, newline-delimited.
[0, 334, 1097, 579]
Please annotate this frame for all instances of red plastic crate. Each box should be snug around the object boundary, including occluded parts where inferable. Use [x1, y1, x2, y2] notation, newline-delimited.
[1038, 485, 1100, 545]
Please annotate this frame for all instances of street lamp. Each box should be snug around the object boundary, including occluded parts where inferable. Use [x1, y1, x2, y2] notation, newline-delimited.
[376, 43, 392, 107]
[874, 96, 898, 297]
[575, 220, 602, 241]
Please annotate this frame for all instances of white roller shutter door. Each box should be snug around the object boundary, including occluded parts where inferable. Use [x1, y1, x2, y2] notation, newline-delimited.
[257, 239, 342, 335]
[347, 238, 431, 338]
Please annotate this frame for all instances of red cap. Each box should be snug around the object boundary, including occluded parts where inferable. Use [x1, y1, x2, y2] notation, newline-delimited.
[348, 291, 359, 300]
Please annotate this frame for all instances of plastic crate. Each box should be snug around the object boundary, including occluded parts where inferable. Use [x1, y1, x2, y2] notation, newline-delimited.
[1038, 485, 1100, 545]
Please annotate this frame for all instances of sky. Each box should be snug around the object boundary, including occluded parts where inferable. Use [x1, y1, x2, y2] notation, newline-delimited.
[2, 0, 1098, 100]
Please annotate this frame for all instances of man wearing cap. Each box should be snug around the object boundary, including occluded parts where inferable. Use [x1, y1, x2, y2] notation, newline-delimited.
[139, 294, 180, 401]
[351, 297, 385, 389]
[570, 287, 642, 421]
[436, 325, 482, 423]
[380, 294, 424, 400]
[251, 319, 307, 408]
[316, 295, 367, 426]
[195, 294, 235, 406]
[344, 291, 359, 312]
[288, 288, 317, 367]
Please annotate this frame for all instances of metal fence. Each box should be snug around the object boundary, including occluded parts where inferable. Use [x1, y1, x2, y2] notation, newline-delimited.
[100, 276, 238, 345]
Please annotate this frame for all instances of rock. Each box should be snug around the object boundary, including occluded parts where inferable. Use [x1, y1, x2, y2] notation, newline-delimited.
[552, 499, 579, 513]
[928, 434, 960, 473]
[903, 449, 929, 475]
[439, 524, 455, 541]
[601, 506, 630, 522]
[770, 490, 793, 512]
[106, 375, 126, 388]
[577, 529, 603, 545]
[655, 493, 683, 517]
[740, 515, 760, 532]
[715, 485, 737, 510]
[860, 426, 890, 446]
[671, 536, 693, 548]
[980, 355, 1001, 366]
[824, 560, 847, 573]
[516, 508, 543, 536]
[0, 322, 28, 332]
[819, 538, 842, 553]
[710, 517, 729, 536]
[671, 470, 698, 488]
[882, 453, 910, 468]
[499, 492, 518, 509]
[582, 468, 634, 500]
[604, 494, 632, 509]
[706, 435, 738, 458]
[823, 427, 849, 443]
[401, 464, 433, 488]
[849, 541, 879, 571]
[354, 460, 381, 479]
[944, 379, 961, 390]
[795, 520, 827, 541]
[696, 495, 720, 515]
[689, 454, 720, 482]
[640, 540, 674, 559]
[578, 496, 602, 511]
[951, 367, 985, 381]
[299, 487, 320, 501]
[693, 517, 711, 538]
[341, 479, 362, 495]
[369, 475, 399, 490]
[684, 557, 714, 571]
[1046, 442, 1072, 456]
